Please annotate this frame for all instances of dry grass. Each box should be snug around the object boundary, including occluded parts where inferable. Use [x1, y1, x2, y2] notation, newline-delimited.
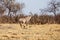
[0, 24, 60, 40]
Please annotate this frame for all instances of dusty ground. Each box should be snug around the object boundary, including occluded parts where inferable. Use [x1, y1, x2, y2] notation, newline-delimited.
[0, 24, 60, 40]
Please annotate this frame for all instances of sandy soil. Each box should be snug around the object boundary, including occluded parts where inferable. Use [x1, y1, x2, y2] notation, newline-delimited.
[0, 24, 60, 40]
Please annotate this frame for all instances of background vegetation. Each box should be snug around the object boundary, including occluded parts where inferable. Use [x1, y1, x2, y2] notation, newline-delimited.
[0, 0, 60, 24]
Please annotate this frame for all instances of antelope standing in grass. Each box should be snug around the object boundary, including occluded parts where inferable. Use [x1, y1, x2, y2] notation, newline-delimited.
[19, 15, 32, 28]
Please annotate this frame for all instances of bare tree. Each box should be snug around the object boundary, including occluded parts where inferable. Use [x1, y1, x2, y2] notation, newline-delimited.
[39, 0, 60, 24]
[0, 0, 24, 16]
[47, 0, 60, 16]
[0, 0, 25, 23]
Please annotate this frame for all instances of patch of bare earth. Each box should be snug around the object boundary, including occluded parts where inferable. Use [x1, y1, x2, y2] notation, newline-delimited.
[0, 24, 60, 40]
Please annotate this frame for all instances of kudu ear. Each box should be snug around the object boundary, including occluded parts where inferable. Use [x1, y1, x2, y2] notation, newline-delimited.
[29, 12, 33, 16]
